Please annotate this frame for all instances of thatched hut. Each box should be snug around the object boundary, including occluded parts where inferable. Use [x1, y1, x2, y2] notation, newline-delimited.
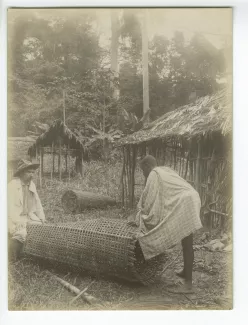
[28, 120, 86, 183]
[8, 137, 36, 181]
[116, 89, 232, 229]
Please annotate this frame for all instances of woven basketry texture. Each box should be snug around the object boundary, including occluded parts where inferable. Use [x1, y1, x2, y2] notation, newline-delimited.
[24, 218, 167, 285]
[61, 190, 117, 213]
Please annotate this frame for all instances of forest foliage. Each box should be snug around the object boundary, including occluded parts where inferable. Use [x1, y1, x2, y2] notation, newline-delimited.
[8, 9, 227, 144]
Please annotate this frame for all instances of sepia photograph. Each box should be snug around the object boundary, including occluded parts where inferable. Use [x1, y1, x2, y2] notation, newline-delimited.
[7, 7, 232, 311]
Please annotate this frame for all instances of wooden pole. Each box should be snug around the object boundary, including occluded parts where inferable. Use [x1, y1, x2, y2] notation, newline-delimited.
[51, 142, 54, 180]
[63, 89, 66, 124]
[195, 139, 201, 193]
[59, 139, 62, 181]
[65, 152, 68, 173]
[39, 148, 42, 188]
[120, 153, 125, 207]
[125, 146, 130, 206]
[41, 148, 44, 177]
[170, 148, 173, 167]
[131, 146, 137, 208]
[123, 147, 127, 208]
[174, 145, 177, 170]
[189, 159, 194, 182]
[184, 151, 190, 180]
[141, 9, 149, 115]
[57, 139, 60, 179]
[179, 148, 183, 176]
[53, 145, 55, 174]
[81, 152, 84, 177]
[102, 96, 106, 161]
[188, 140, 193, 182]
[126, 146, 131, 207]
[68, 144, 70, 182]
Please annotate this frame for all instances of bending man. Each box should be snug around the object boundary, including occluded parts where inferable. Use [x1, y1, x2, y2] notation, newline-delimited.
[8, 159, 45, 261]
[129, 155, 202, 293]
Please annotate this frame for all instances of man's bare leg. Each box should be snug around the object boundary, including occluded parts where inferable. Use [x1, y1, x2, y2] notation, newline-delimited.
[168, 233, 194, 293]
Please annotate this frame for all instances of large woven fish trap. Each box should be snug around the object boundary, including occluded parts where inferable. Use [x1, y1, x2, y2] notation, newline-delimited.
[61, 190, 117, 214]
[24, 218, 167, 285]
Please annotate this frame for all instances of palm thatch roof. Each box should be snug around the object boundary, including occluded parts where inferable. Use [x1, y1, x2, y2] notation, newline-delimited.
[8, 137, 36, 162]
[28, 120, 85, 157]
[117, 89, 232, 146]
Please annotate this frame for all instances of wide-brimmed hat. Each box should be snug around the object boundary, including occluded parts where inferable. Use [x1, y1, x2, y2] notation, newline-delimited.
[14, 159, 40, 177]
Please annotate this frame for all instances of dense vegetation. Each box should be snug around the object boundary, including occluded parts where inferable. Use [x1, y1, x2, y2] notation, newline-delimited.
[8, 9, 226, 140]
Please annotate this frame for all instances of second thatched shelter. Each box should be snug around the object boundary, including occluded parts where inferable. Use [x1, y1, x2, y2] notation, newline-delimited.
[28, 120, 86, 184]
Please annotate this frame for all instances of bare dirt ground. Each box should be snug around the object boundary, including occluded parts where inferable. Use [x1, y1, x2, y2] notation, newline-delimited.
[8, 161, 232, 310]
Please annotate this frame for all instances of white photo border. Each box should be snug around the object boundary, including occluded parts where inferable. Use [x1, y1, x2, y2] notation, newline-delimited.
[1, 1, 248, 324]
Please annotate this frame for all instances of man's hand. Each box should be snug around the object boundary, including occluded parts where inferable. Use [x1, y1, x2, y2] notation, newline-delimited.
[127, 221, 137, 227]
[38, 218, 46, 225]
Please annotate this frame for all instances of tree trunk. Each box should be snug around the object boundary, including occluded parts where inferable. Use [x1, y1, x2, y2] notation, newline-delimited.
[75, 155, 83, 175]
[110, 9, 120, 100]
[141, 9, 149, 115]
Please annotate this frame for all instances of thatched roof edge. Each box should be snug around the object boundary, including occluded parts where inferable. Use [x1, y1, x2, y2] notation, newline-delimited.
[28, 120, 85, 156]
[116, 89, 232, 146]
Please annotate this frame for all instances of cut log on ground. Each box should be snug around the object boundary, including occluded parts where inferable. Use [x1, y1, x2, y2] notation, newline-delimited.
[61, 190, 117, 214]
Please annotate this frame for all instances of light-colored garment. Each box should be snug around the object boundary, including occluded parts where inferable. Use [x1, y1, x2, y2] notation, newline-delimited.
[21, 182, 34, 215]
[8, 178, 45, 243]
[132, 167, 202, 260]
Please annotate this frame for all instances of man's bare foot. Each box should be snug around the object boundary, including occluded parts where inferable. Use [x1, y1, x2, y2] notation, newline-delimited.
[175, 269, 186, 279]
[167, 282, 194, 294]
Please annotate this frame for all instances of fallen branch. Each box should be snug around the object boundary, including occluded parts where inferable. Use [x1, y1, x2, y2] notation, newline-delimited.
[69, 280, 96, 305]
[53, 275, 101, 305]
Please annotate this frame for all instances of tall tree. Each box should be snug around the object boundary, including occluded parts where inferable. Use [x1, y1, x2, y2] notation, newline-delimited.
[141, 9, 149, 116]
[110, 9, 120, 100]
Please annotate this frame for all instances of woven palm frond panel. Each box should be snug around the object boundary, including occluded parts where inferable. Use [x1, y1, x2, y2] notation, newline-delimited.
[24, 218, 167, 285]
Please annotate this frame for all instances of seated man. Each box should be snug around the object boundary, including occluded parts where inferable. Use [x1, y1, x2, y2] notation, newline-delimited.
[8, 159, 45, 261]
[128, 155, 202, 293]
